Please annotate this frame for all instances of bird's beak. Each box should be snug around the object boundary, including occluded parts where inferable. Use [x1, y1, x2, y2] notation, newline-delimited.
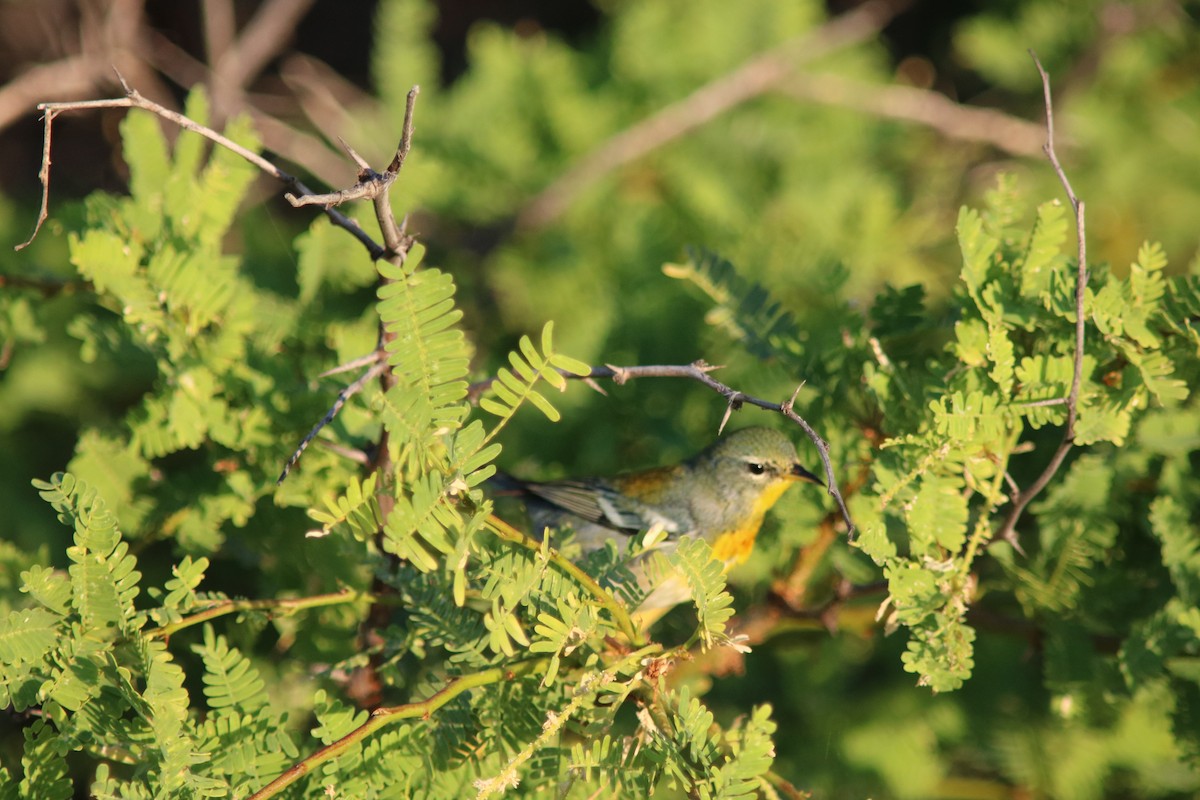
[790, 463, 824, 486]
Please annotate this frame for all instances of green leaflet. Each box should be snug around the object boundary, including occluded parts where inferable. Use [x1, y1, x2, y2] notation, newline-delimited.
[378, 243, 471, 431]
[478, 321, 590, 427]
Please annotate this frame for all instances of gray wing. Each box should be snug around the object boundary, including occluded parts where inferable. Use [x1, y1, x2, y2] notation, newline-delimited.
[524, 480, 648, 533]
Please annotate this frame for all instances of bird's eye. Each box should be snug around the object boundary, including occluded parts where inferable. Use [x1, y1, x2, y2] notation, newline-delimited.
[746, 462, 766, 475]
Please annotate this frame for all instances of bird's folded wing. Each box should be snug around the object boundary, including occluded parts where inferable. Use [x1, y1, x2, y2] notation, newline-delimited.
[525, 481, 649, 533]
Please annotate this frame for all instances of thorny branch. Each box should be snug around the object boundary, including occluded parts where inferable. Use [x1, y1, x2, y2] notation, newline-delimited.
[470, 360, 855, 540]
[283, 85, 418, 215]
[15, 74, 387, 259]
[277, 86, 421, 484]
[276, 358, 388, 484]
[993, 52, 1088, 550]
[13, 74, 423, 489]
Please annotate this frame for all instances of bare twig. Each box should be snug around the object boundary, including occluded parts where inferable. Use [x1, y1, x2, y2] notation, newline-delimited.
[14, 107, 59, 251]
[277, 359, 389, 484]
[782, 72, 1047, 155]
[386, 87, 419, 177]
[16, 82, 386, 259]
[471, 360, 855, 538]
[318, 348, 386, 379]
[993, 52, 1088, 549]
[283, 85, 418, 222]
[514, 0, 907, 231]
[376, 87, 420, 254]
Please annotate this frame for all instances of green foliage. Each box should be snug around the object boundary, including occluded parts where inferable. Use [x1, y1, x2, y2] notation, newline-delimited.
[668, 174, 1200, 788]
[4, 0, 1200, 797]
[3, 79, 781, 797]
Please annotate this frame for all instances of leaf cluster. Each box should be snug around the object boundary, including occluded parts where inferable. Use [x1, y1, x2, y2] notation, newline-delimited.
[2, 90, 778, 800]
[3, 0, 1200, 797]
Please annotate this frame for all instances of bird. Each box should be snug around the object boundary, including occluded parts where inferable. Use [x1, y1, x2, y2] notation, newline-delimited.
[492, 426, 823, 625]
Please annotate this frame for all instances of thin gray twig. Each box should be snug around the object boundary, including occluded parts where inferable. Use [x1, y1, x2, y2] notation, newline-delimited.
[993, 52, 1088, 549]
[277, 359, 389, 484]
[17, 83, 386, 258]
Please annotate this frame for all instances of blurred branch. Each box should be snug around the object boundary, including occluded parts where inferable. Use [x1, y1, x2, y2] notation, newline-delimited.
[201, 0, 237, 68]
[144, 29, 354, 187]
[0, 0, 177, 134]
[782, 72, 1048, 155]
[993, 52, 1088, 550]
[278, 54, 373, 146]
[209, 0, 317, 121]
[0, 57, 105, 133]
[0, 272, 92, 296]
[244, 108, 354, 188]
[515, 0, 908, 231]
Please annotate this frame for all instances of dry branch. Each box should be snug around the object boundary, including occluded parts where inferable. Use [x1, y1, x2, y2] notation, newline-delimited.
[993, 52, 1089, 549]
[15, 78, 386, 259]
[782, 72, 1047, 155]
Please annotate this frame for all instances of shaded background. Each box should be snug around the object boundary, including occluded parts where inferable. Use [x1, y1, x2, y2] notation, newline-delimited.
[2, 0, 1199, 796]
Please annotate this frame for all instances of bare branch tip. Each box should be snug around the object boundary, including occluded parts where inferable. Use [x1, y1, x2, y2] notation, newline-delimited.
[582, 377, 609, 396]
[1028, 49, 1046, 76]
[783, 382, 805, 412]
[113, 67, 132, 95]
[337, 136, 371, 171]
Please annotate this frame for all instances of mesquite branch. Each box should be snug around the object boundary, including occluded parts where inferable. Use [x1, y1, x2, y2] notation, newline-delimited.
[993, 52, 1088, 550]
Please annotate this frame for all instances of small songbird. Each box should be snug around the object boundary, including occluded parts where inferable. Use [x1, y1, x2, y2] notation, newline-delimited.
[493, 427, 822, 623]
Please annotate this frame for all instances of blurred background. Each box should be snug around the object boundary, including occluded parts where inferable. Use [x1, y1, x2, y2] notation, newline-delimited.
[2, 0, 1199, 796]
